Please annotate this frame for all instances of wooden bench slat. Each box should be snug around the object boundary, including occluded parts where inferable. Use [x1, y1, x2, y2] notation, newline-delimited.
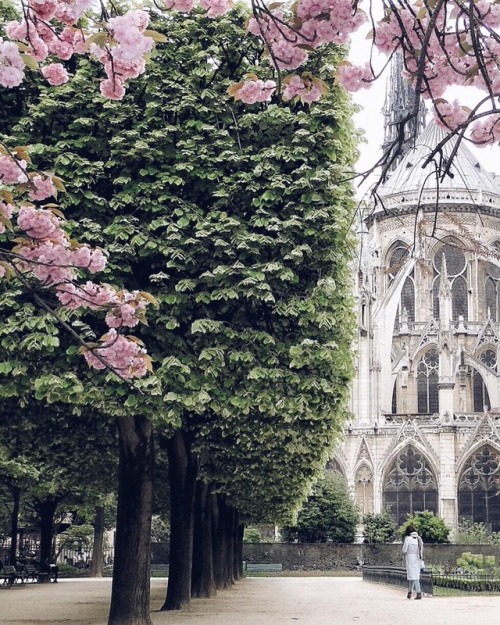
[246, 563, 282, 572]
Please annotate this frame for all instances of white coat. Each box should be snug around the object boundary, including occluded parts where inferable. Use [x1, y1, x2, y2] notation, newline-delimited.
[402, 531, 423, 580]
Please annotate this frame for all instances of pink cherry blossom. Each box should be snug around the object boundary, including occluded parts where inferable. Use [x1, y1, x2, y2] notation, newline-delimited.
[100, 77, 126, 101]
[41, 63, 69, 86]
[235, 79, 276, 104]
[433, 99, 470, 131]
[165, 0, 195, 12]
[282, 74, 323, 104]
[0, 155, 28, 185]
[199, 0, 232, 18]
[0, 40, 25, 88]
[17, 205, 64, 240]
[83, 329, 149, 378]
[29, 175, 57, 201]
[56, 281, 116, 309]
[335, 63, 372, 92]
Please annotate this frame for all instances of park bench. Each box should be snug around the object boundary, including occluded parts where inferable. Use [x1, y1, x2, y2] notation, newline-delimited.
[21, 564, 39, 583]
[0, 565, 23, 587]
[150, 564, 169, 577]
[245, 563, 283, 573]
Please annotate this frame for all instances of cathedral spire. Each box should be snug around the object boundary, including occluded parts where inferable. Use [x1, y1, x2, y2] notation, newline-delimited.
[382, 52, 427, 172]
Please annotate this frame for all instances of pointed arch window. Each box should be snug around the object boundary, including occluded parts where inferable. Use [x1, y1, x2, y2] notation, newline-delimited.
[473, 350, 496, 412]
[458, 445, 500, 532]
[355, 465, 374, 516]
[391, 381, 397, 414]
[383, 446, 438, 525]
[432, 242, 468, 320]
[485, 243, 500, 321]
[388, 243, 415, 323]
[417, 349, 439, 414]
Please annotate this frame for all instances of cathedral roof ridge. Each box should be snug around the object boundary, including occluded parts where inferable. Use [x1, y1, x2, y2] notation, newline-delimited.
[375, 121, 500, 210]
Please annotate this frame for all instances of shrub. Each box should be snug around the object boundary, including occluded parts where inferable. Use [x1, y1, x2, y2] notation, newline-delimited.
[281, 472, 359, 543]
[399, 510, 450, 543]
[243, 527, 262, 543]
[455, 520, 500, 545]
[362, 510, 397, 544]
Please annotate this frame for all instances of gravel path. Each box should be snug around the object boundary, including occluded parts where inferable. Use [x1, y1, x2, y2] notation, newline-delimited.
[2, 576, 500, 625]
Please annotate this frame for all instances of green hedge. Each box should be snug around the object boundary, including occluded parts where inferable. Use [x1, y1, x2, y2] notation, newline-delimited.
[433, 575, 500, 592]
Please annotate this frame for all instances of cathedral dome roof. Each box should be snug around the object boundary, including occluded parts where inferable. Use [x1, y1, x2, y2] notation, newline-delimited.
[377, 121, 500, 211]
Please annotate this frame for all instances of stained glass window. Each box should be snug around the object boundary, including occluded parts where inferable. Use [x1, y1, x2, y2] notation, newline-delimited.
[458, 446, 500, 532]
[473, 350, 496, 412]
[417, 349, 439, 414]
[485, 242, 500, 321]
[389, 244, 415, 324]
[432, 243, 468, 320]
[383, 446, 438, 525]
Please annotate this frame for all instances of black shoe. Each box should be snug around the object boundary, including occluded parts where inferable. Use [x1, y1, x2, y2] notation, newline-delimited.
[415, 593, 422, 600]
[407, 591, 412, 599]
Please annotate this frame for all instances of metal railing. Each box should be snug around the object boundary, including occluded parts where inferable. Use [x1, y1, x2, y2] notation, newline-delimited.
[362, 565, 433, 595]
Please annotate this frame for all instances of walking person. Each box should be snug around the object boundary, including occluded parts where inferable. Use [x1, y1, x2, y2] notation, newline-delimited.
[402, 524, 424, 599]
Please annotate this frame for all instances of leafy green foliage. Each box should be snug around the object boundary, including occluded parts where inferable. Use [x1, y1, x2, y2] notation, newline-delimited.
[243, 527, 262, 543]
[362, 510, 397, 544]
[281, 472, 359, 543]
[1, 7, 358, 525]
[400, 511, 451, 544]
[455, 520, 500, 545]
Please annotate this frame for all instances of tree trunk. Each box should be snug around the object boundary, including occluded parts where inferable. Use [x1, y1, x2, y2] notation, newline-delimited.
[37, 498, 58, 565]
[161, 430, 197, 611]
[212, 493, 230, 589]
[108, 416, 154, 625]
[191, 481, 216, 598]
[234, 517, 244, 581]
[225, 505, 235, 587]
[9, 486, 21, 565]
[90, 505, 105, 577]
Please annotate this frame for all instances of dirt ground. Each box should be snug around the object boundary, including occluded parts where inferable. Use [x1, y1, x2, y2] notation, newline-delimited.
[3, 576, 500, 625]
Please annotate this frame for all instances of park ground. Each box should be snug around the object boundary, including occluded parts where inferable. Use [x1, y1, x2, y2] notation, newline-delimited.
[3, 576, 500, 625]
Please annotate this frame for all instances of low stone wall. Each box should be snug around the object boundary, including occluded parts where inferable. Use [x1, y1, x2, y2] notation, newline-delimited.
[151, 541, 500, 570]
[242, 543, 500, 571]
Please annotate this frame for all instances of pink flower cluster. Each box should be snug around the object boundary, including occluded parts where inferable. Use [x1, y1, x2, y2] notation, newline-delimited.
[41, 63, 69, 86]
[2, 2, 160, 100]
[83, 330, 149, 378]
[335, 63, 372, 92]
[0, 146, 152, 378]
[199, 0, 232, 19]
[433, 99, 471, 131]
[28, 175, 57, 201]
[470, 115, 500, 145]
[233, 78, 276, 104]
[0, 154, 28, 185]
[164, 0, 232, 17]
[89, 10, 153, 100]
[0, 40, 25, 88]
[282, 74, 323, 104]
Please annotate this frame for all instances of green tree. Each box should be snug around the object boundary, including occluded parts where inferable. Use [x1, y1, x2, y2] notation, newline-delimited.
[362, 510, 397, 544]
[2, 6, 357, 622]
[281, 472, 359, 543]
[400, 511, 451, 544]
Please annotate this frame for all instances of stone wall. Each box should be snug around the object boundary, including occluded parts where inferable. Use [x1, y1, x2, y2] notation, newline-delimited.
[151, 541, 500, 569]
[242, 543, 500, 570]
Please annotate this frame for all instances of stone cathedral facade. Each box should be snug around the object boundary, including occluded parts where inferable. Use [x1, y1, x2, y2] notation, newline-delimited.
[333, 86, 500, 536]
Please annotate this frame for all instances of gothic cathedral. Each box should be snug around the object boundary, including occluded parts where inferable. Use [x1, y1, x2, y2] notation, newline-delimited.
[335, 62, 500, 536]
